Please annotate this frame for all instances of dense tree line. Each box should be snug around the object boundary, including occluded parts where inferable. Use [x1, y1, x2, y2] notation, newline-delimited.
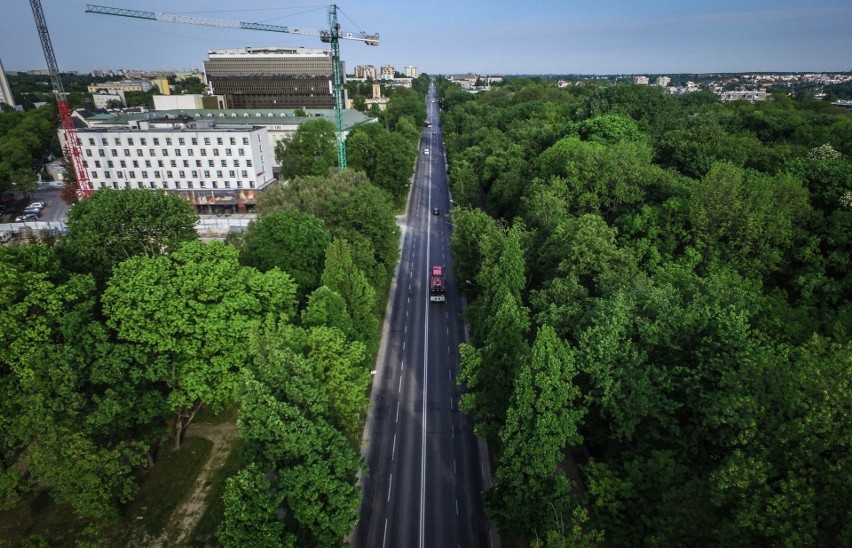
[0, 105, 58, 194]
[443, 78, 851, 545]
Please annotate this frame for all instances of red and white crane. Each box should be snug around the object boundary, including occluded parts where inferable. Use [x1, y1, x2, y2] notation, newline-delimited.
[29, 0, 93, 198]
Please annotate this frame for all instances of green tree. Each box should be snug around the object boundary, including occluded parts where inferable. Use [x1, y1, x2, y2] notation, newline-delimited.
[240, 209, 331, 301]
[58, 189, 198, 285]
[218, 464, 292, 548]
[275, 118, 338, 179]
[102, 241, 297, 448]
[486, 326, 584, 537]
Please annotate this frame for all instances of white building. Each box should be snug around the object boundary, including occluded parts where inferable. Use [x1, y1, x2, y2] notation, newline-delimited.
[354, 65, 377, 79]
[88, 80, 154, 93]
[380, 65, 396, 79]
[76, 119, 275, 210]
[404, 65, 419, 78]
[92, 90, 126, 109]
[633, 75, 649, 85]
[718, 91, 770, 103]
[153, 94, 225, 110]
[655, 76, 671, 87]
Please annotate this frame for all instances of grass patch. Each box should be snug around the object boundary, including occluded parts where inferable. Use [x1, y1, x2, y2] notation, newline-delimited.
[115, 436, 213, 540]
[0, 490, 93, 547]
[189, 438, 245, 546]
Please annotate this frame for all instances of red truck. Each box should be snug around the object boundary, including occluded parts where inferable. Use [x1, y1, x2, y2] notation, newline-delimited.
[430, 265, 445, 302]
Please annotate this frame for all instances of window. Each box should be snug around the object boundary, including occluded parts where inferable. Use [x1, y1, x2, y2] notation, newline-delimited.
[246, 160, 252, 167]
[162, 149, 169, 156]
[129, 171, 135, 178]
[149, 149, 156, 157]
[242, 137, 249, 145]
[101, 138, 108, 146]
[88, 138, 95, 146]
[137, 182, 144, 189]
[230, 137, 236, 145]
[200, 149, 207, 156]
[136, 149, 143, 156]
[107, 160, 114, 168]
[229, 170, 235, 178]
[224, 181, 231, 188]
[191, 170, 198, 177]
[145, 160, 151, 167]
[178, 138, 185, 146]
[120, 160, 126, 168]
[203, 137, 210, 145]
[114, 138, 121, 146]
[170, 160, 177, 168]
[140, 138, 147, 146]
[128, 137, 134, 146]
[149, 182, 156, 189]
[183, 160, 189, 167]
[91, 170, 97, 178]
[98, 150, 106, 157]
[100, 182, 107, 189]
[195, 160, 202, 167]
[221, 160, 227, 167]
[213, 149, 220, 156]
[133, 160, 139, 168]
[112, 182, 118, 189]
[238, 148, 245, 156]
[176, 181, 182, 189]
[124, 148, 130, 156]
[142, 171, 148, 178]
[153, 137, 159, 145]
[216, 170, 223, 178]
[249, 181, 255, 188]
[166, 137, 172, 146]
[167, 171, 173, 178]
[188, 149, 194, 156]
[212, 181, 218, 189]
[111, 149, 118, 157]
[216, 137, 223, 145]
[204, 170, 210, 178]
[86, 150, 92, 157]
[162, 181, 168, 189]
[191, 138, 198, 146]
[117, 171, 124, 178]
[241, 170, 248, 178]
[104, 171, 111, 178]
[233, 160, 240, 167]
[225, 148, 232, 156]
[154, 171, 160, 178]
[158, 160, 164, 167]
[199, 181, 205, 188]
[208, 160, 214, 167]
[179, 170, 185, 178]
[237, 181, 243, 188]
[175, 149, 182, 156]
[94, 161, 101, 168]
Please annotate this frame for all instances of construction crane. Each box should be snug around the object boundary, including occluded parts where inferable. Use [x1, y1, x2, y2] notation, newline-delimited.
[29, 0, 94, 198]
[85, 4, 379, 169]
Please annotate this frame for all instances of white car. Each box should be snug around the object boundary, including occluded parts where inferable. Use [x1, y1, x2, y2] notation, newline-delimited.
[424, 148, 430, 155]
[28, 201, 45, 209]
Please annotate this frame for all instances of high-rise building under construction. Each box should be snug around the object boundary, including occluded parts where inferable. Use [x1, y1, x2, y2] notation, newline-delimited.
[203, 47, 340, 109]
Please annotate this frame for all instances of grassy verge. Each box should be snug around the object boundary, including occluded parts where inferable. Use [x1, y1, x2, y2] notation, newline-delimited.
[189, 438, 245, 546]
[0, 490, 92, 547]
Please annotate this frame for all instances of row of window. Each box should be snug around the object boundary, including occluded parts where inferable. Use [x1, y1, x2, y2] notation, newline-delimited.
[92, 169, 251, 180]
[86, 147, 248, 159]
[87, 158, 252, 169]
[99, 180, 256, 190]
[89, 136, 251, 147]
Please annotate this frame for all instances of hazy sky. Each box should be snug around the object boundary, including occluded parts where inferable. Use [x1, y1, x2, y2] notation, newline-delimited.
[3, 1, 851, 75]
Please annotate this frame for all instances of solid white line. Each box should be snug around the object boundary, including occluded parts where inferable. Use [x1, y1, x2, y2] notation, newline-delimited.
[392, 433, 397, 460]
[387, 473, 393, 501]
[419, 124, 434, 548]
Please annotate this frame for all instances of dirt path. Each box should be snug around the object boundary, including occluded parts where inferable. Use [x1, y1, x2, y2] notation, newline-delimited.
[150, 422, 241, 547]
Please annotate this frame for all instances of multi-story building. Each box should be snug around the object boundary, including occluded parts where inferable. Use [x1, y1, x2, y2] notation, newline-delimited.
[633, 75, 649, 85]
[75, 118, 275, 210]
[655, 75, 671, 87]
[0, 57, 14, 107]
[354, 65, 377, 79]
[92, 90, 126, 109]
[88, 80, 154, 93]
[380, 65, 396, 79]
[404, 65, 419, 78]
[203, 47, 340, 109]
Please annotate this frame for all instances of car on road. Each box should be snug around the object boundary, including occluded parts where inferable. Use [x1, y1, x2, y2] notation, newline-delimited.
[432, 207, 440, 215]
[424, 148, 429, 155]
[432, 131, 436, 135]
[15, 214, 38, 222]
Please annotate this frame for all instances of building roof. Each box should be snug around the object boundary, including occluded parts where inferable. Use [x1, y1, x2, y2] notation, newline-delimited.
[81, 108, 373, 131]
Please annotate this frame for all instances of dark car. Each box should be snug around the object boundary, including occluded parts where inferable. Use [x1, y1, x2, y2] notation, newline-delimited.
[432, 131, 436, 135]
[432, 207, 440, 215]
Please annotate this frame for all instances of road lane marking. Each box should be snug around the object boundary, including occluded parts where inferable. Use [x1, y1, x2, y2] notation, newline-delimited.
[398, 376, 402, 393]
[396, 401, 400, 423]
[392, 433, 396, 460]
[387, 473, 393, 501]
[382, 518, 388, 548]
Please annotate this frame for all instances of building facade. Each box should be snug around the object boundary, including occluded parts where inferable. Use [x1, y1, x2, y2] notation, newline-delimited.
[88, 80, 154, 93]
[404, 65, 419, 78]
[354, 65, 377, 79]
[92, 90, 126, 109]
[76, 119, 275, 210]
[204, 47, 339, 109]
[380, 65, 396, 79]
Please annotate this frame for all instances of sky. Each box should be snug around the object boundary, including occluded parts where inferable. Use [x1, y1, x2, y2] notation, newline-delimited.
[2, 0, 851, 76]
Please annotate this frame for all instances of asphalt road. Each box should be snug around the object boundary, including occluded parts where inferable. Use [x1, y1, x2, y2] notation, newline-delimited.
[354, 85, 489, 547]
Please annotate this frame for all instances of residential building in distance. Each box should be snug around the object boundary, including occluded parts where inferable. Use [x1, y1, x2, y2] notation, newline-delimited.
[0, 57, 14, 107]
[655, 75, 671, 86]
[404, 65, 419, 78]
[203, 47, 339, 109]
[718, 90, 770, 103]
[75, 118, 275, 211]
[633, 75, 649, 85]
[88, 80, 154, 93]
[354, 65, 377, 79]
[380, 65, 396, 79]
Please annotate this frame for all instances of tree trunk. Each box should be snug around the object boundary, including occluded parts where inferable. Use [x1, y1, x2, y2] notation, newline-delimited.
[173, 412, 183, 450]
[173, 400, 204, 450]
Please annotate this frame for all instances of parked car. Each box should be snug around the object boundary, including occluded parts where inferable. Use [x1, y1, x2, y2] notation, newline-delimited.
[15, 214, 38, 222]
[28, 201, 45, 209]
[23, 207, 42, 217]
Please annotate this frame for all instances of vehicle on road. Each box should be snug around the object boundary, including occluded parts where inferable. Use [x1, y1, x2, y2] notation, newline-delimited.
[424, 148, 429, 155]
[430, 265, 445, 302]
[28, 201, 46, 209]
[15, 214, 38, 222]
[432, 207, 440, 215]
[432, 131, 436, 135]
